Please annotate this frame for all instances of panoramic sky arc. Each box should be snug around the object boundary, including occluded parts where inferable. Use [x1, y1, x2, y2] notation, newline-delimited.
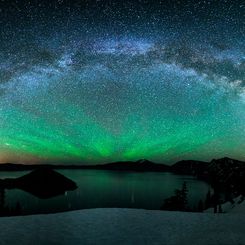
[0, 0, 244, 164]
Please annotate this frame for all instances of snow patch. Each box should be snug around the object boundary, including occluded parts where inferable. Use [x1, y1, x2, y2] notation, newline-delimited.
[0, 208, 244, 245]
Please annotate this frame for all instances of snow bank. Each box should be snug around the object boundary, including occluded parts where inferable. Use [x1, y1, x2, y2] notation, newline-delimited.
[204, 196, 245, 213]
[230, 198, 245, 213]
[0, 208, 244, 245]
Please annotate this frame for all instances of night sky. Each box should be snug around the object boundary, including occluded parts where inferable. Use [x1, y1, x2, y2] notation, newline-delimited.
[0, 0, 244, 164]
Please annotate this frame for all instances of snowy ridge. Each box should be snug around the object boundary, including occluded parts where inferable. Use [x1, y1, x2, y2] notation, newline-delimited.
[0, 208, 244, 245]
[204, 195, 245, 213]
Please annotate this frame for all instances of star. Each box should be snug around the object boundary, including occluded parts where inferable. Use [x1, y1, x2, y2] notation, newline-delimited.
[0, 0, 244, 164]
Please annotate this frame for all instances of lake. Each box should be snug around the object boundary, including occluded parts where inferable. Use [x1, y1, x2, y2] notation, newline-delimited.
[0, 170, 211, 215]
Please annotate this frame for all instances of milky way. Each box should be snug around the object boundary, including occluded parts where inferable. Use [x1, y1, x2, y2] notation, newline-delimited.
[0, 0, 244, 164]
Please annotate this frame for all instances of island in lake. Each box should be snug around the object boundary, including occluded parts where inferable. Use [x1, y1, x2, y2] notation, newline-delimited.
[0, 157, 244, 216]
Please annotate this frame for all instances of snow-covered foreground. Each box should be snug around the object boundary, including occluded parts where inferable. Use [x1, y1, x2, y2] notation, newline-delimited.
[0, 208, 244, 245]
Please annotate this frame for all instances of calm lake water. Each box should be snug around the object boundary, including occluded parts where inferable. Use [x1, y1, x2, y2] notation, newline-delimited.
[0, 170, 211, 215]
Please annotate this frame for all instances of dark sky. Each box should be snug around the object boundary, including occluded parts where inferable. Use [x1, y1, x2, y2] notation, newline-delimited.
[0, 0, 244, 164]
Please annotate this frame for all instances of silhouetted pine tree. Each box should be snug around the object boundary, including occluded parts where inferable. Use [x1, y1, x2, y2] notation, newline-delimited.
[205, 189, 211, 209]
[161, 181, 189, 211]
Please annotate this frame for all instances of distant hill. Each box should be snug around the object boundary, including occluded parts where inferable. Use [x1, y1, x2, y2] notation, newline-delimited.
[1, 157, 245, 200]
[0, 159, 170, 172]
[0, 163, 37, 171]
[0, 158, 244, 174]
[94, 159, 171, 172]
[171, 160, 209, 175]
[207, 157, 245, 195]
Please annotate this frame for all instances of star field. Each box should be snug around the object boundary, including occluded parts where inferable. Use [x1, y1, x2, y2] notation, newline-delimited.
[0, 0, 244, 164]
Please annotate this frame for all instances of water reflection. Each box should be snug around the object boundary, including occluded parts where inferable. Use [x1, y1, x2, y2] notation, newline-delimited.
[0, 187, 22, 216]
[0, 170, 211, 216]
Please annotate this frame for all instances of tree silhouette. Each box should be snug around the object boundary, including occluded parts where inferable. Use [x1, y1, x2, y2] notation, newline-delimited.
[205, 189, 211, 209]
[161, 181, 189, 211]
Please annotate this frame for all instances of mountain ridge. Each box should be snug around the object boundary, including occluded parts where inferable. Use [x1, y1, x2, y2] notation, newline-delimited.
[0, 157, 244, 173]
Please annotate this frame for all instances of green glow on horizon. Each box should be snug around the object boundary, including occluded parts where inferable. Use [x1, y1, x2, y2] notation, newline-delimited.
[0, 28, 244, 164]
[0, 80, 244, 164]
